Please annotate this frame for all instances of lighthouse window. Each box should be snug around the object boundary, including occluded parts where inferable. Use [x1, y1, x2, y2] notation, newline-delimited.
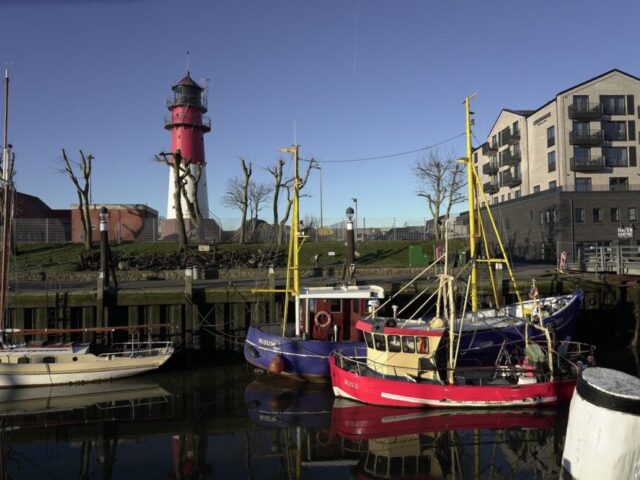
[388, 335, 401, 353]
[402, 336, 416, 353]
[373, 334, 386, 351]
[363, 332, 374, 349]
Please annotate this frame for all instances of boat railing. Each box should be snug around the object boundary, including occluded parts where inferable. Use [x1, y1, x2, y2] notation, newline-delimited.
[98, 341, 174, 359]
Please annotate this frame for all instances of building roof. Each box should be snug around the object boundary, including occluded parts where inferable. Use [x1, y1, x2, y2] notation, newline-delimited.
[14, 191, 54, 219]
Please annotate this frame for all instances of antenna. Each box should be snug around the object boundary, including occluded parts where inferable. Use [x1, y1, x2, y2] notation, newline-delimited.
[186, 50, 190, 74]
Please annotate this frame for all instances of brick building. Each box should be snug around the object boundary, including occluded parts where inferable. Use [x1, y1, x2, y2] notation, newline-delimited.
[71, 204, 158, 243]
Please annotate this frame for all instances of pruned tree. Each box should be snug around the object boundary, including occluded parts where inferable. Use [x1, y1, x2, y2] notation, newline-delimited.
[181, 162, 206, 241]
[156, 149, 190, 252]
[267, 158, 285, 230]
[414, 149, 466, 240]
[60, 149, 93, 251]
[271, 157, 318, 244]
[248, 181, 272, 221]
[222, 158, 252, 244]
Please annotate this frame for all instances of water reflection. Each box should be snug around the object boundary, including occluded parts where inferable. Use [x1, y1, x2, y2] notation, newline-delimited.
[0, 364, 569, 479]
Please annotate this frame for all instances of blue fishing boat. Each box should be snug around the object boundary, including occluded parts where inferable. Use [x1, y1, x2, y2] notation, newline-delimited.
[243, 145, 386, 382]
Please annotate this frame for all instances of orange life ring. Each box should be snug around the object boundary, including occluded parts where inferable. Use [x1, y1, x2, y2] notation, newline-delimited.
[314, 311, 332, 328]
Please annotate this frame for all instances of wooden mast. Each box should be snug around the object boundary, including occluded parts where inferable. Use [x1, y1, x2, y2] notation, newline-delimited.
[0, 68, 13, 335]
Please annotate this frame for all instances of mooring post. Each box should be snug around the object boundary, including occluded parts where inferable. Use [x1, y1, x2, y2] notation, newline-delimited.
[99, 207, 110, 289]
[344, 206, 355, 285]
[268, 266, 276, 322]
[184, 267, 194, 350]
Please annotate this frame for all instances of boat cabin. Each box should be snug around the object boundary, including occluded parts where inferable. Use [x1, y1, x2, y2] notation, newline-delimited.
[298, 286, 385, 341]
[360, 436, 444, 479]
[356, 318, 444, 381]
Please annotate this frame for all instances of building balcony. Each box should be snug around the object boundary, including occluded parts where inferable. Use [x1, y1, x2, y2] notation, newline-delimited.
[482, 142, 498, 155]
[502, 173, 522, 188]
[502, 132, 521, 145]
[164, 112, 212, 132]
[603, 131, 627, 142]
[568, 103, 602, 120]
[570, 156, 606, 171]
[500, 151, 521, 167]
[569, 130, 603, 146]
[482, 162, 499, 175]
[483, 181, 499, 195]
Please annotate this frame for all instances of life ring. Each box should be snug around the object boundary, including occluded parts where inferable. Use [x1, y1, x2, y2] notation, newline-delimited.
[314, 311, 332, 328]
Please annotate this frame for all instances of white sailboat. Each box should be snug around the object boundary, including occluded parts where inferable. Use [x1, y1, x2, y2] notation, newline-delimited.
[0, 69, 174, 387]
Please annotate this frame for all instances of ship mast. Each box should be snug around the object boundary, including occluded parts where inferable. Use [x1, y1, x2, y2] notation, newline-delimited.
[252, 145, 303, 336]
[0, 68, 13, 333]
[463, 95, 523, 312]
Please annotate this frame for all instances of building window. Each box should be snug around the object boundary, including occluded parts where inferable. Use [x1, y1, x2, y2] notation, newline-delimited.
[512, 120, 520, 135]
[547, 126, 555, 147]
[473, 152, 478, 163]
[548, 151, 556, 172]
[533, 185, 541, 193]
[630, 207, 637, 222]
[603, 121, 627, 141]
[515, 190, 521, 199]
[549, 180, 557, 190]
[593, 208, 603, 223]
[610, 177, 629, 191]
[603, 147, 628, 167]
[539, 212, 545, 225]
[575, 208, 585, 224]
[611, 208, 620, 222]
[491, 135, 497, 148]
[575, 178, 592, 192]
[573, 95, 589, 111]
[601, 95, 626, 115]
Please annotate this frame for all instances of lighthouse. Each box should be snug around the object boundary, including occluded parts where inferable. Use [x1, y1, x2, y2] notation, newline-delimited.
[164, 72, 211, 219]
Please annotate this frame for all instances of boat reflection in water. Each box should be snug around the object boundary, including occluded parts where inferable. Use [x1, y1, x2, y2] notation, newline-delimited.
[332, 399, 567, 479]
[244, 374, 355, 479]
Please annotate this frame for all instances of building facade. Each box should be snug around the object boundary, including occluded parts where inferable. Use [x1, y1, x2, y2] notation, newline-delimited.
[473, 69, 640, 262]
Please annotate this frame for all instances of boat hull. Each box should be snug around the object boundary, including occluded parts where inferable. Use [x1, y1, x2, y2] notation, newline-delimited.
[0, 346, 173, 388]
[244, 324, 364, 382]
[456, 292, 583, 363]
[329, 355, 576, 408]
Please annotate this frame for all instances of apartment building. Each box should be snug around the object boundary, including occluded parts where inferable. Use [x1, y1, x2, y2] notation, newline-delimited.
[472, 69, 640, 262]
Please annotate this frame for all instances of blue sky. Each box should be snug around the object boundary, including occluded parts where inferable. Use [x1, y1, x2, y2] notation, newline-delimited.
[2, 0, 640, 224]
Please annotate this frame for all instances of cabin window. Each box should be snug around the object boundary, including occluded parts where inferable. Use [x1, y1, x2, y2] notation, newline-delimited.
[390, 457, 403, 476]
[365, 454, 375, 473]
[387, 335, 401, 352]
[402, 336, 416, 353]
[330, 299, 341, 312]
[373, 334, 386, 351]
[405, 456, 418, 475]
[363, 332, 374, 349]
[375, 455, 388, 475]
[417, 337, 429, 354]
[42, 357, 56, 364]
[17, 357, 30, 364]
[353, 299, 360, 314]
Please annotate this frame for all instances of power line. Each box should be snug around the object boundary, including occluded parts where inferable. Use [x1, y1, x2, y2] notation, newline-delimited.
[316, 132, 465, 164]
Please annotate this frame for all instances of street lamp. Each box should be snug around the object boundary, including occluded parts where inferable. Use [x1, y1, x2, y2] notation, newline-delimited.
[319, 166, 323, 228]
[351, 197, 358, 241]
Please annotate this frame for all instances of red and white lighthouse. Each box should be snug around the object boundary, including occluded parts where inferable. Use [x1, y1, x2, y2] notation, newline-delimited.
[165, 72, 211, 219]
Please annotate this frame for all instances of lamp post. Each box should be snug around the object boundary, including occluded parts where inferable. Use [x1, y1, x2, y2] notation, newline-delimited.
[99, 206, 110, 288]
[345, 206, 355, 284]
[319, 166, 323, 229]
[351, 197, 358, 242]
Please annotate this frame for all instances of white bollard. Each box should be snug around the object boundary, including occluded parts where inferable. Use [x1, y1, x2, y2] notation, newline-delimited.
[561, 367, 640, 479]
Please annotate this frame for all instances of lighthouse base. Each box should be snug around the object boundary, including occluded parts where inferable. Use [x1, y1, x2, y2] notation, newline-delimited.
[160, 218, 221, 243]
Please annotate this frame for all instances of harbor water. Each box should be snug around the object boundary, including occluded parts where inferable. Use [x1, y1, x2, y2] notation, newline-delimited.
[1, 351, 635, 480]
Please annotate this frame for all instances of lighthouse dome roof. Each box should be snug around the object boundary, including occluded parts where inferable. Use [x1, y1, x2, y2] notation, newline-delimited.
[172, 72, 202, 90]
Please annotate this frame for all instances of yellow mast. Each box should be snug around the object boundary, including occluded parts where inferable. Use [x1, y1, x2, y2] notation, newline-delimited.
[253, 145, 302, 337]
[464, 95, 478, 312]
[463, 95, 523, 311]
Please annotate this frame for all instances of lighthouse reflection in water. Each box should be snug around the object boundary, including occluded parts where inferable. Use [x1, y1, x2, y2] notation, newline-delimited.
[0, 365, 567, 479]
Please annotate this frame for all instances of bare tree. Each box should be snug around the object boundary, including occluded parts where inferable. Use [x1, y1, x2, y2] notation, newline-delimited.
[274, 158, 318, 244]
[266, 158, 285, 229]
[181, 162, 206, 240]
[414, 150, 466, 240]
[222, 158, 252, 244]
[60, 149, 93, 251]
[248, 181, 272, 221]
[156, 149, 190, 252]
